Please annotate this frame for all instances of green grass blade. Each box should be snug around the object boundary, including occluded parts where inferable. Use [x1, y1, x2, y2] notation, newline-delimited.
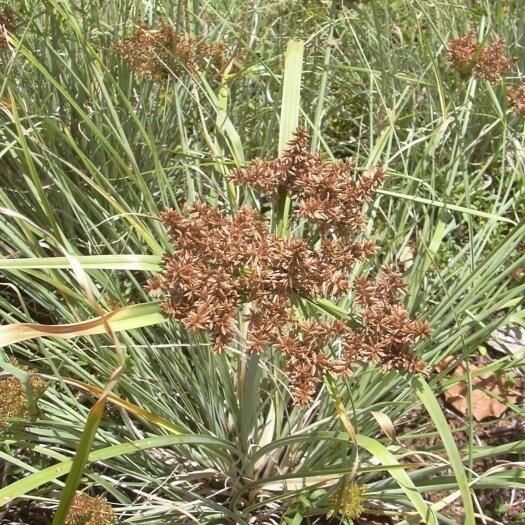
[413, 376, 475, 525]
[278, 40, 304, 153]
[0, 302, 167, 347]
[357, 435, 437, 525]
[276, 39, 304, 236]
[51, 398, 107, 525]
[377, 189, 516, 224]
[0, 434, 233, 506]
[0, 255, 162, 272]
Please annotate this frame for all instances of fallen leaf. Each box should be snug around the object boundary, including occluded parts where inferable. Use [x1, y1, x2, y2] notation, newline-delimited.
[438, 358, 518, 422]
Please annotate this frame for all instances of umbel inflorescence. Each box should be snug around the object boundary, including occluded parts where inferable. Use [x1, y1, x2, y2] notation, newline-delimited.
[148, 130, 430, 404]
[445, 30, 516, 84]
[65, 493, 115, 525]
[116, 22, 242, 81]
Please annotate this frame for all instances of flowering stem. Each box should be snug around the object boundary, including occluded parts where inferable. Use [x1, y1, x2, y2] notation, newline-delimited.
[238, 353, 260, 476]
[274, 187, 292, 237]
[275, 39, 303, 237]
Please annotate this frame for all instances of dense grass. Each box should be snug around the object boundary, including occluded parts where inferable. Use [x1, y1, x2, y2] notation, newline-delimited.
[0, 1, 524, 524]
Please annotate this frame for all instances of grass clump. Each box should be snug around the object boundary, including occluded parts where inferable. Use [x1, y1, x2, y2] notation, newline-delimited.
[0, 1, 523, 524]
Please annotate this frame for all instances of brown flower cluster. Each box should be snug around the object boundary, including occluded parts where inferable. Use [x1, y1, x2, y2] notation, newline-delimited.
[474, 39, 516, 84]
[147, 204, 376, 355]
[65, 493, 115, 525]
[446, 30, 515, 84]
[0, 365, 46, 429]
[115, 22, 241, 81]
[148, 131, 430, 404]
[0, 6, 16, 51]
[230, 128, 385, 236]
[445, 30, 480, 77]
[508, 82, 525, 116]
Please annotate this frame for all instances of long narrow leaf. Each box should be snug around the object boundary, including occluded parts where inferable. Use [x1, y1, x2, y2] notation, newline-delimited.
[357, 435, 437, 525]
[413, 376, 475, 525]
[0, 255, 161, 272]
[0, 434, 233, 506]
[0, 302, 166, 347]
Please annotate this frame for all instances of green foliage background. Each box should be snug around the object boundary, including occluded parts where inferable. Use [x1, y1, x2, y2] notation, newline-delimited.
[0, 1, 523, 524]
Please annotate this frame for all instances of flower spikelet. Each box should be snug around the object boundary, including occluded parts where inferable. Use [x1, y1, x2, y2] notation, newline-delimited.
[328, 482, 365, 519]
[445, 30, 515, 84]
[148, 204, 360, 355]
[508, 82, 525, 116]
[348, 267, 431, 374]
[0, 363, 46, 429]
[473, 38, 516, 84]
[445, 30, 480, 77]
[65, 493, 115, 525]
[277, 319, 349, 405]
[231, 128, 385, 236]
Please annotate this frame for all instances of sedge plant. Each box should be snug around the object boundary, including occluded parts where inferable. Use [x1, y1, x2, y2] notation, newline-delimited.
[0, 2, 524, 525]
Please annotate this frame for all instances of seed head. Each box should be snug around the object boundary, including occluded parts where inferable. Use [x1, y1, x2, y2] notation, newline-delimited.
[0, 364, 46, 429]
[115, 22, 242, 81]
[65, 493, 115, 525]
[231, 128, 385, 236]
[149, 130, 430, 404]
[0, 6, 16, 51]
[445, 30, 480, 77]
[328, 482, 365, 519]
[445, 30, 515, 84]
[473, 38, 516, 84]
[508, 82, 525, 116]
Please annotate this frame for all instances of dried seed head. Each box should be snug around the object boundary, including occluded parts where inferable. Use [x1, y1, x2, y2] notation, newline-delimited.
[149, 130, 430, 404]
[445, 30, 480, 77]
[508, 82, 525, 116]
[115, 22, 242, 81]
[231, 129, 385, 236]
[0, 6, 16, 50]
[65, 493, 115, 525]
[473, 38, 516, 84]
[0, 364, 46, 429]
[445, 31, 515, 84]
[0, 6, 15, 30]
